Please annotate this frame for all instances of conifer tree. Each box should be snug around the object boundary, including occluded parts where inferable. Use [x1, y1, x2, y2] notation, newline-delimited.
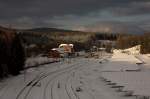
[9, 34, 25, 75]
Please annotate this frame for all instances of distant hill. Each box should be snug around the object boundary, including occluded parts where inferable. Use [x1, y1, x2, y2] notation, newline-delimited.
[0, 26, 83, 34]
[21, 27, 82, 33]
[0, 26, 13, 31]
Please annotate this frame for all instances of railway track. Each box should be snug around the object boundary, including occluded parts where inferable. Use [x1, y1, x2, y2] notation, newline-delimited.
[44, 62, 88, 99]
[16, 62, 63, 99]
[65, 74, 79, 99]
[16, 59, 88, 99]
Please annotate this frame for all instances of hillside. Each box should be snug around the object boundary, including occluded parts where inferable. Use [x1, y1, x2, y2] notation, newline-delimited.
[0, 25, 118, 56]
[23, 27, 81, 33]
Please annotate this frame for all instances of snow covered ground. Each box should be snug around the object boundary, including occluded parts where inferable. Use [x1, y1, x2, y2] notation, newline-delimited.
[101, 51, 150, 98]
[0, 51, 150, 99]
[135, 54, 150, 70]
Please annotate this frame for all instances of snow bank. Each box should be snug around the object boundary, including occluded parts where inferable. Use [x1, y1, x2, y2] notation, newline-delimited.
[113, 45, 141, 55]
[124, 45, 141, 55]
[147, 54, 150, 57]
[25, 56, 56, 68]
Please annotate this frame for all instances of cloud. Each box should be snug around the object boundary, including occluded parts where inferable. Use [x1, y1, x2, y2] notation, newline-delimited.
[0, 0, 148, 19]
[109, 1, 150, 16]
[0, 16, 60, 29]
[0, 0, 150, 33]
[77, 21, 144, 34]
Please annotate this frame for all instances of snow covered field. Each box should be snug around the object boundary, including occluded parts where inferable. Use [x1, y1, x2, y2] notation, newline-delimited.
[101, 51, 150, 98]
[0, 51, 150, 99]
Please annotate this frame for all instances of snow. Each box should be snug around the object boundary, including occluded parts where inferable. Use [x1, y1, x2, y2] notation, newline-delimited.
[123, 45, 141, 55]
[101, 50, 150, 98]
[0, 50, 150, 99]
[77, 51, 86, 56]
[25, 56, 58, 68]
[101, 52, 141, 72]
[135, 54, 150, 69]
[113, 45, 141, 55]
[102, 72, 150, 97]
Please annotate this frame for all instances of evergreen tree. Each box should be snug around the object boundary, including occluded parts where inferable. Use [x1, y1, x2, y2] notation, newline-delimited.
[0, 32, 9, 78]
[9, 34, 25, 75]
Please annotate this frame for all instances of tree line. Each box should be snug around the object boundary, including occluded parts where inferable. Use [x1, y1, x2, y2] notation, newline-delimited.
[116, 33, 150, 54]
[19, 31, 119, 56]
[0, 30, 25, 79]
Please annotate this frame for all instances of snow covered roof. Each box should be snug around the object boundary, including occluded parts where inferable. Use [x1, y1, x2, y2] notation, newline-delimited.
[59, 44, 74, 48]
[51, 48, 64, 53]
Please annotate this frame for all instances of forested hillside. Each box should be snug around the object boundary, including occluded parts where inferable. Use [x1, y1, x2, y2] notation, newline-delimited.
[19, 28, 118, 56]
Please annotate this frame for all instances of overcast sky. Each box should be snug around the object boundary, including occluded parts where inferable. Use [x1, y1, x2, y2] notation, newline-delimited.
[0, 0, 150, 33]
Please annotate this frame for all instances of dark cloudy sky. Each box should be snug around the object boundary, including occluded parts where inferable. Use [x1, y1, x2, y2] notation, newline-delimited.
[0, 0, 150, 33]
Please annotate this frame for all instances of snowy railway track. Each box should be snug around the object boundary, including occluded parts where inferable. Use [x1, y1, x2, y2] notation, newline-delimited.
[16, 62, 62, 99]
[44, 63, 87, 99]
[16, 60, 88, 99]
[65, 75, 77, 99]
[49, 73, 73, 99]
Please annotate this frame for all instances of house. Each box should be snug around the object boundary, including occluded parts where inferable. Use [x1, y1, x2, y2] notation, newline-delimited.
[51, 44, 75, 58]
[48, 49, 61, 61]
[59, 44, 74, 53]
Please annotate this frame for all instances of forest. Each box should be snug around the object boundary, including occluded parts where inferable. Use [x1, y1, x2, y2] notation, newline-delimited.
[116, 33, 150, 54]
